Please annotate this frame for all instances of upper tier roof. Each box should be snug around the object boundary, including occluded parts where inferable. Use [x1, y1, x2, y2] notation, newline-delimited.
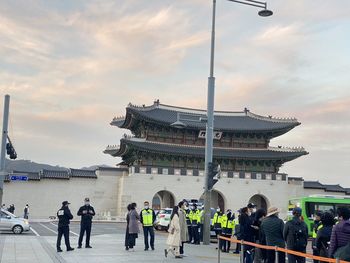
[111, 101, 300, 136]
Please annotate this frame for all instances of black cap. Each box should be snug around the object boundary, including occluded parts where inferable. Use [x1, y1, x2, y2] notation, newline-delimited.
[247, 203, 256, 208]
[84, 197, 90, 202]
[62, 201, 70, 206]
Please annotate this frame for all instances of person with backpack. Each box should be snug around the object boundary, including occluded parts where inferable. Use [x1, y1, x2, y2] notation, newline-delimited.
[315, 212, 335, 260]
[329, 207, 350, 260]
[283, 207, 308, 263]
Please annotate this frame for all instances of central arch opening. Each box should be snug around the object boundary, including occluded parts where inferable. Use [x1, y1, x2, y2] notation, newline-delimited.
[152, 190, 175, 210]
[248, 194, 269, 211]
[199, 190, 225, 211]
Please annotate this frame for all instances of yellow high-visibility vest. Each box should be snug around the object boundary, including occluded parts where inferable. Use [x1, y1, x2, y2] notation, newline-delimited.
[189, 209, 200, 224]
[212, 212, 222, 226]
[312, 223, 323, 238]
[141, 209, 154, 227]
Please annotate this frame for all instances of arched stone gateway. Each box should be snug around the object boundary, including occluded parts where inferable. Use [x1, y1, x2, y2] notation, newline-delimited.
[152, 190, 175, 210]
[248, 194, 270, 211]
[199, 190, 226, 212]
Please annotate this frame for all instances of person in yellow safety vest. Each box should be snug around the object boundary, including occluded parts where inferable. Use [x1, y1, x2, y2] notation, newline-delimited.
[184, 203, 192, 243]
[212, 207, 223, 240]
[219, 210, 235, 252]
[140, 201, 156, 251]
[233, 210, 241, 254]
[189, 204, 201, 244]
[312, 211, 323, 263]
[199, 209, 204, 242]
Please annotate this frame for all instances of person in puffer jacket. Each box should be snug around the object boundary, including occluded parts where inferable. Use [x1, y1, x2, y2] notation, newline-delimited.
[329, 207, 350, 258]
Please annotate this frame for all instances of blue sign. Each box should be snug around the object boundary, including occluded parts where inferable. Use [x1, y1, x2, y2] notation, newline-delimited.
[10, 175, 28, 181]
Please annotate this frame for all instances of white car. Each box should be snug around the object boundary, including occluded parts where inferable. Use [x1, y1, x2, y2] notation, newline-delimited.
[0, 209, 30, 234]
[154, 208, 172, 231]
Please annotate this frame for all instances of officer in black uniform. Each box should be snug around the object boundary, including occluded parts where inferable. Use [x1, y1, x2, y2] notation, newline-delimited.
[56, 201, 74, 252]
[77, 197, 95, 249]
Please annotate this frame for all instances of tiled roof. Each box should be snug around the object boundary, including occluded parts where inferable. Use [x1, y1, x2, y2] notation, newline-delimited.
[112, 101, 300, 135]
[105, 137, 308, 161]
[41, 169, 70, 180]
[304, 181, 326, 189]
[323, 184, 347, 193]
[70, 169, 97, 178]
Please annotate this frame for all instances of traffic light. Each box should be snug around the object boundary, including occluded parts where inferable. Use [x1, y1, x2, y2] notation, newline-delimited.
[208, 162, 221, 190]
[6, 142, 17, 160]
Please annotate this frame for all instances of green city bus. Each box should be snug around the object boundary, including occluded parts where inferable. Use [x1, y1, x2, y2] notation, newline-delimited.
[288, 195, 350, 235]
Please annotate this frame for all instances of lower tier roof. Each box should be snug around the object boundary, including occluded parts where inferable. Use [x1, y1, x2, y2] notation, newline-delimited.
[104, 137, 308, 162]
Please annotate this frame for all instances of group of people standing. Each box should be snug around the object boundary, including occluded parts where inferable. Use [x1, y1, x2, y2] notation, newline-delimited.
[235, 204, 350, 263]
[56, 198, 95, 252]
[1, 203, 29, 219]
[125, 201, 156, 252]
[123, 200, 189, 259]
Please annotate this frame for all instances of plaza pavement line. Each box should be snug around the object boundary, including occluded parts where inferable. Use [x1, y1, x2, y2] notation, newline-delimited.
[50, 222, 79, 237]
[39, 222, 58, 235]
[30, 226, 40, 236]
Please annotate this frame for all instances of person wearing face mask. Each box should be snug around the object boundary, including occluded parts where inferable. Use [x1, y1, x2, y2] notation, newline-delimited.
[247, 203, 257, 221]
[220, 210, 235, 252]
[77, 197, 95, 249]
[212, 207, 223, 242]
[189, 204, 200, 244]
[140, 201, 156, 251]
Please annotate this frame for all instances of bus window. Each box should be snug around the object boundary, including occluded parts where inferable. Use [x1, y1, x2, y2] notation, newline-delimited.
[334, 204, 350, 213]
[305, 202, 335, 218]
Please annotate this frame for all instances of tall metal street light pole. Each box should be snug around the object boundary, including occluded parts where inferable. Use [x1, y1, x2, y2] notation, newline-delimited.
[0, 95, 10, 205]
[202, 0, 273, 245]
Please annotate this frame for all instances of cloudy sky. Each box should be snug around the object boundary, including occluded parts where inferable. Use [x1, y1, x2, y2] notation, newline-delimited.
[0, 0, 349, 186]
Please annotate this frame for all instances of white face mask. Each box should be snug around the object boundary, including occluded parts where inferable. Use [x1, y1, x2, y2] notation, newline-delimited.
[85, 202, 90, 206]
[145, 206, 149, 209]
[252, 208, 257, 213]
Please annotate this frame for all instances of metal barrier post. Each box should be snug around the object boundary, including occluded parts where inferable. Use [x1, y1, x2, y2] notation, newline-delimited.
[275, 246, 278, 263]
[218, 236, 221, 263]
[240, 241, 244, 263]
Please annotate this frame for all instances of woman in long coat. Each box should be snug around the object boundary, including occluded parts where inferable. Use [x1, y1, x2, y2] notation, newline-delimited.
[128, 203, 140, 251]
[165, 206, 182, 259]
[125, 204, 132, 250]
[178, 201, 189, 255]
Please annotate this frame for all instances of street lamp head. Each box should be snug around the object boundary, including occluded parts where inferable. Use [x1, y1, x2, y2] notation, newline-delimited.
[258, 9, 273, 17]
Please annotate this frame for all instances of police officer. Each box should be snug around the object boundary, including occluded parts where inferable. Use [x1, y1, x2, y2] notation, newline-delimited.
[77, 197, 95, 249]
[312, 211, 323, 263]
[189, 204, 200, 244]
[220, 210, 235, 252]
[185, 203, 192, 243]
[140, 201, 156, 251]
[212, 207, 223, 238]
[56, 201, 74, 252]
[199, 208, 204, 242]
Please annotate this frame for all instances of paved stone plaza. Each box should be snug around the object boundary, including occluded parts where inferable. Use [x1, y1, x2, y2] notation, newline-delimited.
[0, 222, 239, 263]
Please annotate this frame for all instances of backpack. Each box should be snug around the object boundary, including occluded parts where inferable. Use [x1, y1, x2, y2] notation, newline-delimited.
[334, 242, 350, 261]
[292, 221, 307, 250]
